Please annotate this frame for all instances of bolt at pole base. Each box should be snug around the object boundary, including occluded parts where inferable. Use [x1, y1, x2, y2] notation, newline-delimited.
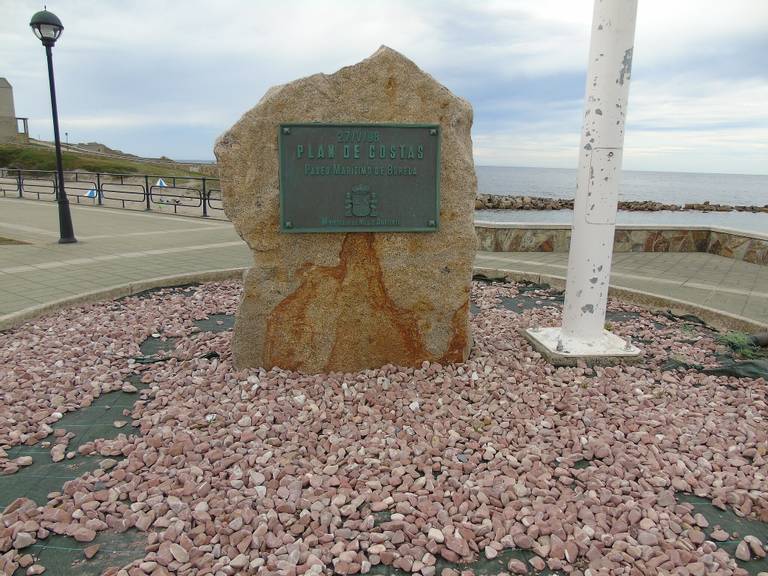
[522, 326, 641, 367]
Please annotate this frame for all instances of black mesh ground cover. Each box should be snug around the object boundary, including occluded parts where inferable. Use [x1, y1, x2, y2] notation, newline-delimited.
[499, 294, 561, 314]
[662, 341, 768, 381]
[2, 376, 146, 509]
[705, 359, 768, 380]
[677, 494, 768, 575]
[193, 313, 234, 333]
[117, 284, 199, 301]
[498, 282, 563, 315]
[4, 375, 148, 575]
[368, 509, 559, 575]
[3, 300, 245, 575]
[17, 530, 147, 576]
[367, 548, 559, 576]
[658, 310, 710, 326]
[4, 283, 767, 575]
[135, 335, 179, 364]
[604, 310, 640, 323]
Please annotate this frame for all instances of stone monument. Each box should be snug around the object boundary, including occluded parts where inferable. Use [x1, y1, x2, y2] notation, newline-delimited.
[215, 46, 477, 373]
[0, 78, 26, 144]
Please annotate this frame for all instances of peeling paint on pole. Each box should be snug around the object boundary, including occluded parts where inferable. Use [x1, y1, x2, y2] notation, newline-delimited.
[562, 0, 638, 345]
[523, 0, 641, 364]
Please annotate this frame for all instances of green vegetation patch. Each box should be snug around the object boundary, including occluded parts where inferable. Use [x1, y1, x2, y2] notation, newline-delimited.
[717, 331, 763, 359]
[0, 144, 203, 178]
[0, 236, 26, 245]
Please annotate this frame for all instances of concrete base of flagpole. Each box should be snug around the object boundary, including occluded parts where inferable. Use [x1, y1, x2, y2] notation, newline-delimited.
[522, 326, 642, 367]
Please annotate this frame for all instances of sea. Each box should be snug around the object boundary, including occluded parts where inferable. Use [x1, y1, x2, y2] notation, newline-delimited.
[475, 166, 768, 234]
[183, 161, 767, 234]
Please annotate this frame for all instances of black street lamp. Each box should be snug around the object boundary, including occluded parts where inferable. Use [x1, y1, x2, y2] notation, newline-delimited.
[30, 9, 76, 244]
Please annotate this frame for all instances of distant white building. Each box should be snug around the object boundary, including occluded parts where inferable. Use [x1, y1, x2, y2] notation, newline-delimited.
[0, 78, 29, 144]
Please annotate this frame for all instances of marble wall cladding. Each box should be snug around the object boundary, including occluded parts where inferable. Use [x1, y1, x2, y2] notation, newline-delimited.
[707, 231, 768, 265]
[476, 227, 570, 252]
[475, 226, 767, 266]
[613, 229, 710, 253]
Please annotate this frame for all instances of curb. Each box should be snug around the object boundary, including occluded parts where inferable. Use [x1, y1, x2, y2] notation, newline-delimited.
[473, 266, 768, 334]
[0, 268, 246, 332]
[2, 265, 765, 335]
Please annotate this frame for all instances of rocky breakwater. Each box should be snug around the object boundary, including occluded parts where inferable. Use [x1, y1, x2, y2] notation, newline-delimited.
[477, 193, 768, 213]
[216, 47, 477, 373]
[476, 195, 574, 211]
[684, 201, 768, 213]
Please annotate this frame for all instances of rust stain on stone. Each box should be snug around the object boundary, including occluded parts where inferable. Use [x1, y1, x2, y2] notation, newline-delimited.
[264, 234, 466, 373]
[443, 298, 470, 362]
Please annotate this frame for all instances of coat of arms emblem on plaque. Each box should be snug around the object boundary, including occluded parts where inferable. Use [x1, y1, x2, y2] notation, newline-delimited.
[345, 185, 378, 217]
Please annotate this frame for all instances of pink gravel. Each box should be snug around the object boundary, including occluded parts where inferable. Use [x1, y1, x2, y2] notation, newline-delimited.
[0, 280, 766, 575]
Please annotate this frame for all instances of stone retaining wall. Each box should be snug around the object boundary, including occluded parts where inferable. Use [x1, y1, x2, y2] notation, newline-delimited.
[475, 223, 768, 266]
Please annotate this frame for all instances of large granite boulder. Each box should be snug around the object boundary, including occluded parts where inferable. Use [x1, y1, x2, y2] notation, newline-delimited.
[215, 46, 477, 373]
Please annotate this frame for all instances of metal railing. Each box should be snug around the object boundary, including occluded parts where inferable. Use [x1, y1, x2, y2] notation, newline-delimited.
[0, 168, 224, 218]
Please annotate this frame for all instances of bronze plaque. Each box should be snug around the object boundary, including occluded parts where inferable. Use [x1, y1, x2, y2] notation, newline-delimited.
[279, 123, 440, 233]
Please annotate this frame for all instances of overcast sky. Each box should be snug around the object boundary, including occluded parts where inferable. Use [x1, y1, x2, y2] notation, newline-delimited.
[2, 0, 766, 174]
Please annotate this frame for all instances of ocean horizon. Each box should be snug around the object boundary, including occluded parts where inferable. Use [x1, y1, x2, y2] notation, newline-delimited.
[475, 165, 767, 206]
[179, 160, 766, 205]
[474, 166, 768, 234]
[176, 161, 767, 233]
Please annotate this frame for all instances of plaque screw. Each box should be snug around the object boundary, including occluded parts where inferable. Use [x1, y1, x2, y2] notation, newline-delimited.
[285, 221, 293, 228]
[556, 338, 564, 352]
[427, 220, 436, 227]
[282, 127, 291, 134]
[430, 128, 437, 135]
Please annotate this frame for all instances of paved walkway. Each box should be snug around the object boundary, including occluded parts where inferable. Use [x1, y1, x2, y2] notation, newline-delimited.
[0, 199, 249, 322]
[476, 251, 768, 327]
[1, 198, 766, 329]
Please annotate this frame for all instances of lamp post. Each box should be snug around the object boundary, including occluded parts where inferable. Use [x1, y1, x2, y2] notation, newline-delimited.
[30, 9, 76, 244]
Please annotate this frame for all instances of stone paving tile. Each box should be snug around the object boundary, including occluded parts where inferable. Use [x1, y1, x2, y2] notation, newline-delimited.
[703, 292, 750, 316]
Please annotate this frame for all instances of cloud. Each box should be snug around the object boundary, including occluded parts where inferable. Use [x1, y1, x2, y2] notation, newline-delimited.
[1, 0, 766, 172]
[473, 130, 579, 169]
[628, 77, 768, 130]
[30, 110, 229, 131]
[623, 126, 768, 173]
[473, 121, 768, 174]
[471, 75, 768, 174]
